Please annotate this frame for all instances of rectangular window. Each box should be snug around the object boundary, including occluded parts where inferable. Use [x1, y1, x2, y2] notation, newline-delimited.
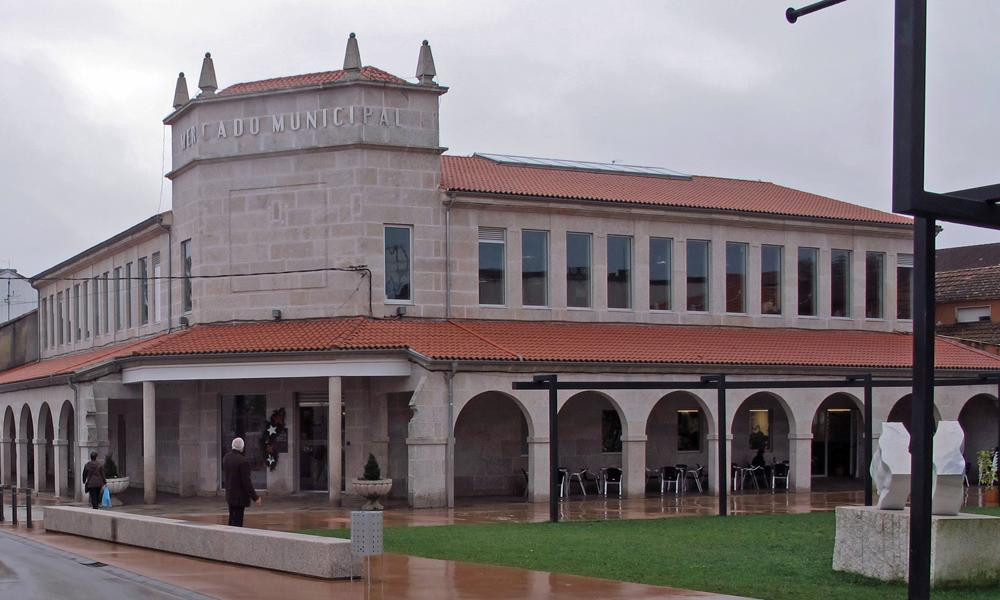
[725, 242, 748, 313]
[64, 288, 71, 343]
[865, 251, 885, 319]
[601, 410, 623, 453]
[92, 276, 99, 336]
[181, 239, 193, 313]
[125, 262, 133, 328]
[73, 283, 80, 341]
[56, 292, 64, 345]
[677, 410, 701, 452]
[153, 253, 162, 323]
[897, 254, 913, 320]
[113, 267, 121, 330]
[521, 230, 548, 307]
[957, 306, 991, 323]
[761, 245, 783, 315]
[831, 249, 852, 318]
[749, 409, 771, 450]
[40, 298, 47, 350]
[220, 395, 268, 490]
[566, 232, 592, 308]
[797, 247, 818, 316]
[607, 235, 632, 309]
[139, 257, 149, 324]
[383, 226, 412, 302]
[478, 227, 506, 305]
[686, 240, 710, 311]
[649, 237, 672, 310]
[48, 295, 55, 347]
[102, 272, 110, 334]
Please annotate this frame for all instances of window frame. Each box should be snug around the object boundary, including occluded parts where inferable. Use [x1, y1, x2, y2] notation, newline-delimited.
[797, 247, 819, 317]
[139, 257, 149, 325]
[181, 239, 193, 314]
[521, 229, 549, 307]
[725, 241, 748, 314]
[865, 251, 886, 320]
[760, 244, 783, 316]
[686, 239, 710, 312]
[477, 227, 507, 307]
[896, 254, 913, 320]
[566, 232, 593, 309]
[830, 249, 852, 319]
[649, 237, 673, 311]
[606, 234, 633, 310]
[383, 225, 413, 304]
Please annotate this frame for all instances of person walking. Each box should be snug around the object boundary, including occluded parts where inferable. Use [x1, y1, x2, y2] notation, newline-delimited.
[81, 452, 106, 510]
[222, 437, 261, 527]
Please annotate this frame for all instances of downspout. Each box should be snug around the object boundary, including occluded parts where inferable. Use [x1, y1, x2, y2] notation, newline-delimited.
[158, 218, 173, 332]
[446, 361, 457, 508]
[444, 193, 455, 319]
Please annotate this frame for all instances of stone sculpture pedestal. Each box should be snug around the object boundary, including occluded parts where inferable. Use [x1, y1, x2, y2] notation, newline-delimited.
[833, 506, 1000, 586]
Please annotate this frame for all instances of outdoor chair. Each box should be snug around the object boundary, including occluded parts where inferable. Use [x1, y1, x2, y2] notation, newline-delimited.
[558, 467, 569, 498]
[771, 462, 790, 491]
[683, 464, 704, 493]
[732, 463, 746, 491]
[568, 467, 592, 496]
[521, 468, 530, 499]
[602, 467, 623, 496]
[660, 466, 682, 495]
[742, 465, 764, 490]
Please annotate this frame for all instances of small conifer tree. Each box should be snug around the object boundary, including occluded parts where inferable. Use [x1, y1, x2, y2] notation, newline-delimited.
[362, 454, 381, 480]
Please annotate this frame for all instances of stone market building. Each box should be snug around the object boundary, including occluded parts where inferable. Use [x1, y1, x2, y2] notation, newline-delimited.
[1, 35, 998, 508]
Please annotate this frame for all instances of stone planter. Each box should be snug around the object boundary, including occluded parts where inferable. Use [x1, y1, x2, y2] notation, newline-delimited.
[350, 479, 392, 510]
[985, 487, 999, 505]
[105, 477, 130, 495]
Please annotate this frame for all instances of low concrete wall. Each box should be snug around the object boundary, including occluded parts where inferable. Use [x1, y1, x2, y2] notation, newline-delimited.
[44, 506, 361, 579]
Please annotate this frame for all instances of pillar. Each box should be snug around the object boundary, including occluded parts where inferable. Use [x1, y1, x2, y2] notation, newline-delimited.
[527, 437, 550, 503]
[53, 439, 68, 497]
[707, 434, 733, 495]
[142, 381, 156, 504]
[177, 396, 200, 496]
[15, 438, 29, 489]
[328, 376, 342, 504]
[623, 436, 647, 498]
[789, 432, 813, 492]
[33, 437, 47, 493]
[0, 437, 10, 486]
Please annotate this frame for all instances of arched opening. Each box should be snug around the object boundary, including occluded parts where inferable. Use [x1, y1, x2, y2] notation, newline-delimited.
[731, 392, 791, 468]
[37, 403, 55, 492]
[811, 393, 863, 481]
[646, 392, 712, 492]
[58, 400, 76, 498]
[18, 405, 34, 489]
[958, 394, 998, 480]
[454, 391, 530, 499]
[886, 394, 940, 433]
[558, 392, 624, 494]
[2, 407, 15, 486]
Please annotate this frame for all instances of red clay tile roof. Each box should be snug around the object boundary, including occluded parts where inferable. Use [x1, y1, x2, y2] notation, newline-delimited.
[938, 321, 1000, 348]
[936, 265, 1000, 303]
[219, 66, 407, 96]
[3, 319, 997, 387]
[441, 155, 913, 226]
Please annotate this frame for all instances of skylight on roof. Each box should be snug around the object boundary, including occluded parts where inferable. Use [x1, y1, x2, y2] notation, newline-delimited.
[475, 153, 691, 180]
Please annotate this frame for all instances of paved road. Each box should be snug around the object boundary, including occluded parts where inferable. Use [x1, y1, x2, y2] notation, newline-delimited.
[0, 530, 213, 600]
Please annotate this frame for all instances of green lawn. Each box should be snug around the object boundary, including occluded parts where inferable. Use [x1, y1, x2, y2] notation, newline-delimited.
[302, 507, 1000, 600]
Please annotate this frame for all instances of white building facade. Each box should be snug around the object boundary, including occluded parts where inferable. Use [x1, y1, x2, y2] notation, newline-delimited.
[1, 37, 998, 507]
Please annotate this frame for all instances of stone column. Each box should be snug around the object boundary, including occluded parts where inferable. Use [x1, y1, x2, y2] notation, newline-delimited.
[406, 373, 448, 508]
[33, 438, 47, 493]
[789, 433, 813, 492]
[15, 438, 29, 489]
[52, 439, 68, 497]
[0, 437, 10, 486]
[622, 436, 647, 498]
[527, 437, 550, 503]
[142, 381, 157, 504]
[328, 376, 342, 504]
[707, 434, 733, 495]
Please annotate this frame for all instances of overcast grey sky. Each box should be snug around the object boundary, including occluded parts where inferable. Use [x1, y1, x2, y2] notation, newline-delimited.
[1, 0, 997, 276]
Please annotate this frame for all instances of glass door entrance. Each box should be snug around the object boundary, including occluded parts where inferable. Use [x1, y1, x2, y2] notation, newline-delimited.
[298, 403, 329, 491]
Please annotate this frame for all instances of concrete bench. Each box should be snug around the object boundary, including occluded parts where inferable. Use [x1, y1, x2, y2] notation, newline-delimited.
[43, 506, 361, 579]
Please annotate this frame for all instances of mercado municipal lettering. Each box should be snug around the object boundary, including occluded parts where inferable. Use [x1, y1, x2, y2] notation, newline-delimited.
[0, 34, 997, 510]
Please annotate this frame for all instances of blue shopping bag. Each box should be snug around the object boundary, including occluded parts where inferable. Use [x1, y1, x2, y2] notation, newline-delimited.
[101, 486, 112, 508]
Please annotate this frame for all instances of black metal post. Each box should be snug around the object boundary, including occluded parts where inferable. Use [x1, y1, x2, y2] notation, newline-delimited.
[10, 486, 17, 526]
[864, 374, 874, 506]
[24, 488, 31, 529]
[785, 0, 848, 23]
[537, 374, 559, 523]
[0, 485, 4, 523]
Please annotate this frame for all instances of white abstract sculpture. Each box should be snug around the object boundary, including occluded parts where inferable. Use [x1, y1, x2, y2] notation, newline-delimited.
[932, 421, 966, 516]
[872, 422, 911, 510]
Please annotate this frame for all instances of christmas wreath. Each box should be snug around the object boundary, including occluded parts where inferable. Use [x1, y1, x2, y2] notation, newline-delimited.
[261, 407, 287, 471]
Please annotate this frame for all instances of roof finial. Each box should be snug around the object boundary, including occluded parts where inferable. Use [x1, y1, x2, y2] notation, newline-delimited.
[198, 52, 217, 96]
[416, 39, 437, 85]
[343, 32, 362, 77]
[172, 72, 190, 109]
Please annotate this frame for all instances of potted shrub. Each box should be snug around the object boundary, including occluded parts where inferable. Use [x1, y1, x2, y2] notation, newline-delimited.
[349, 454, 392, 510]
[977, 450, 998, 504]
[103, 455, 131, 495]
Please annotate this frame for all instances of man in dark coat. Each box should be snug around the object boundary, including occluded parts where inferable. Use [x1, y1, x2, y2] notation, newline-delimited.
[81, 452, 106, 509]
[222, 437, 261, 527]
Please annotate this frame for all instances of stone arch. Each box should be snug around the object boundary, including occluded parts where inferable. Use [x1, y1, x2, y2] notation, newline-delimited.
[958, 394, 998, 472]
[57, 399, 77, 497]
[36, 403, 55, 491]
[731, 392, 792, 466]
[453, 391, 531, 498]
[886, 394, 941, 433]
[811, 393, 864, 480]
[645, 391, 713, 477]
[557, 391, 626, 478]
[18, 404, 34, 489]
[2, 406, 15, 486]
